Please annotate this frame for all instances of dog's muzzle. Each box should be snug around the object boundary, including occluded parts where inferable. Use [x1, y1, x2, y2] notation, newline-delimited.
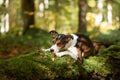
[49, 44, 59, 53]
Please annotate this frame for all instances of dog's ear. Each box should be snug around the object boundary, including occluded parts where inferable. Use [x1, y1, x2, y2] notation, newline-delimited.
[49, 30, 58, 38]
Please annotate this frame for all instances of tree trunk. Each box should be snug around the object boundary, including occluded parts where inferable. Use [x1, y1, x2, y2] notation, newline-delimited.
[78, 0, 87, 33]
[21, 0, 35, 34]
[0, 0, 9, 34]
[9, 0, 15, 29]
[54, 0, 58, 30]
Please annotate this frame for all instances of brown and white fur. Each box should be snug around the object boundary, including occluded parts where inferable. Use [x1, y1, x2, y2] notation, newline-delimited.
[43, 30, 95, 64]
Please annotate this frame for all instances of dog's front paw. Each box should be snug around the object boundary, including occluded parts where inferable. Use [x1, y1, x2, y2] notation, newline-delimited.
[41, 48, 46, 51]
[42, 48, 50, 52]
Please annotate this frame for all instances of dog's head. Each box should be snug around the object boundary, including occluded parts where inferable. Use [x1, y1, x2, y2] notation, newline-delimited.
[49, 30, 73, 53]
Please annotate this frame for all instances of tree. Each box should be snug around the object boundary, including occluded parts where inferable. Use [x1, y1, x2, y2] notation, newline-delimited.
[54, 0, 58, 30]
[0, 0, 9, 34]
[78, 0, 87, 33]
[21, 0, 35, 34]
[9, 0, 16, 30]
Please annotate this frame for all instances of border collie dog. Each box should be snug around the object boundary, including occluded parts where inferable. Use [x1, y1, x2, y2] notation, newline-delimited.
[43, 30, 95, 64]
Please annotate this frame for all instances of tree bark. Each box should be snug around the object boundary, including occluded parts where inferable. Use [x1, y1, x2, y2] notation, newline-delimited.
[21, 0, 35, 34]
[54, 0, 58, 30]
[78, 0, 87, 33]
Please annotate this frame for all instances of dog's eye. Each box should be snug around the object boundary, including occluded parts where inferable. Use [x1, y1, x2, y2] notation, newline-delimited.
[57, 42, 62, 46]
[52, 40, 55, 44]
[57, 42, 65, 49]
[52, 39, 56, 44]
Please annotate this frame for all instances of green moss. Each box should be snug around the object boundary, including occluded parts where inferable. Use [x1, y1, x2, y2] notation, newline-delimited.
[0, 47, 119, 80]
[98, 45, 120, 58]
[82, 56, 111, 77]
[0, 51, 87, 79]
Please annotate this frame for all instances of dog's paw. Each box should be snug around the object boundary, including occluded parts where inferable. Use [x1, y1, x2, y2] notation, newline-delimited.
[77, 57, 83, 64]
[41, 48, 46, 51]
[42, 49, 47, 52]
[41, 48, 50, 52]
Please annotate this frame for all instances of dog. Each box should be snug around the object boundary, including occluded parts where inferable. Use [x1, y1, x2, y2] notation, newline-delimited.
[43, 30, 95, 64]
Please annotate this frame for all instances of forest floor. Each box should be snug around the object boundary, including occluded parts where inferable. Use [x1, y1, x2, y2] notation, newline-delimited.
[0, 28, 120, 80]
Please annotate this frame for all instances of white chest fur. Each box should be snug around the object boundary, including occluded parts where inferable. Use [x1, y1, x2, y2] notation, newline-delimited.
[70, 34, 78, 47]
[67, 34, 79, 60]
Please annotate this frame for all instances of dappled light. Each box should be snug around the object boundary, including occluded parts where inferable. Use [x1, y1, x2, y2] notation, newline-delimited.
[0, 0, 120, 80]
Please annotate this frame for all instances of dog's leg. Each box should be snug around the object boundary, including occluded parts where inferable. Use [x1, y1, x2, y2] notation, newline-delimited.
[77, 48, 83, 64]
[55, 51, 70, 57]
[42, 48, 50, 52]
[77, 53, 83, 64]
[55, 51, 78, 60]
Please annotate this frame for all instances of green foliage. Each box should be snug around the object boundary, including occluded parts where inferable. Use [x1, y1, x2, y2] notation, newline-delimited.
[0, 28, 51, 47]
[91, 30, 120, 44]
[99, 45, 120, 58]
[83, 56, 111, 76]
[35, 0, 78, 33]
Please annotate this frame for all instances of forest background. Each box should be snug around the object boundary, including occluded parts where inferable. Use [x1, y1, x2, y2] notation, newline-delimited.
[0, 0, 120, 80]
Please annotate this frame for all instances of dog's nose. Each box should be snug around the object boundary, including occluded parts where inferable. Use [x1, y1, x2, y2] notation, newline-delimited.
[50, 49, 54, 52]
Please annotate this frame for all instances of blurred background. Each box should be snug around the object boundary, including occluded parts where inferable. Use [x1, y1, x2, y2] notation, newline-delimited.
[0, 0, 120, 80]
[0, 0, 120, 34]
